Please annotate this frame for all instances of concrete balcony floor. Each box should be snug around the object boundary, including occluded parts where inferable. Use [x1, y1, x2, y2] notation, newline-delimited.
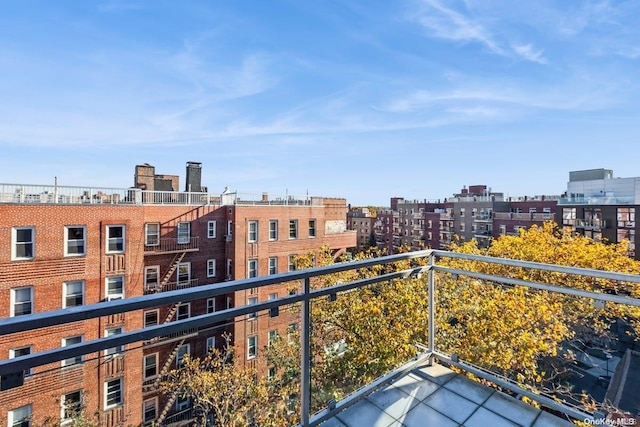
[322, 363, 574, 427]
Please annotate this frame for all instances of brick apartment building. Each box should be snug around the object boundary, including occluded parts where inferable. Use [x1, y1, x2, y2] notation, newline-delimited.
[375, 186, 558, 252]
[346, 207, 376, 251]
[0, 162, 356, 426]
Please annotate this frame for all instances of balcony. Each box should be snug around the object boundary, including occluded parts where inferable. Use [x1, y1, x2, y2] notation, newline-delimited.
[494, 213, 555, 221]
[1, 251, 639, 427]
[559, 196, 636, 205]
[143, 278, 200, 294]
[575, 218, 608, 230]
[473, 213, 492, 222]
[144, 237, 200, 255]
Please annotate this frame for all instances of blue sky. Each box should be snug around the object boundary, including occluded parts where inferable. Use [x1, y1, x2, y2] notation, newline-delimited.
[1, 0, 639, 206]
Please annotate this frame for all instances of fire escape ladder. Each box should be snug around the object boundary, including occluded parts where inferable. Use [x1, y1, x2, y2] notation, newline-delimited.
[156, 392, 178, 426]
[160, 252, 187, 288]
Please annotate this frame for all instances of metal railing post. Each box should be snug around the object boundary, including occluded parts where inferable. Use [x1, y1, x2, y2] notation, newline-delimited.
[427, 252, 435, 356]
[301, 277, 311, 426]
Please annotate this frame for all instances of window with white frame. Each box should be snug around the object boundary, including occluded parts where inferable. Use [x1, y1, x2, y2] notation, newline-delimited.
[268, 257, 277, 275]
[104, 327, 123, 357]
[10, 346, 32, 378]
[143, 398, 157, 426]
[207, 259, 216, 278]
[12, 227, 34, 261]
[206, 337, 215, 354]
[248, 221, 258, 242]
[144, 223, 160, 246]
[248, 296, 258, 320]
[62, 336, 83, 366]
[269, 220, 278, 241]
[226, 259, 233, 279]
[143, 353, 158, 379]
[11, 287, 33, 316]
[227, 296, 233, 309]
[308, 219, 316, 238]
[61, 390, 82, 422]
[288, 324, 298, 344]
[268, 330, 278, 346]
[144, 266, 159, 292]
[104, 378, 123, 408]
[177, 222, 191, 244]
[177, 262, 190, 286]
[63, 280, 84, 308]
[106, 225, 125, 253]
[176, 344, 189, 368]
[289, 220, 298, 239]
[206, 298, 216, 314]
[248, 259, 258, 278]
[268, 366, 277, 379]
[247, 336, 257, 359]
[207, 220, 217, 238]
[176, 396, 190, 412]
[144, 310, 159, 327]
[176, 303, 190, 321]
[227, 220, 233, 238]
[106, 276, 124, 300]
[64, 226, 86, 256]
[288, 255, 296, 272]
[8, 404, 31, 427]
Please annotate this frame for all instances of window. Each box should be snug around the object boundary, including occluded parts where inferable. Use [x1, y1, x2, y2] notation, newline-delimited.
[63, 280, 84, 308]
[144, 310, 158, 327]
[288, 324, 298, 344]
[105, 378, 123, 408]
[12, 227, 34, 261]
[248, 221, 258, 242]
[207, 220, 217, 239]
[177, 222, 191, 244]
[206, 337, 215, 354]
[106, 225, 125, 253]
[226, 259, 233, 279]
[10, 346, 32, 378]
[143, 399, 157, 426]
[176, 344, 189, 368]
[618, 207, 636, 227]
[8, 405, 31, 427]
[64, 226, 86, 256]
[104, 327, 123, 356]
[205, 297, 216, 314]
[460, 208, 465, 217]
[268, 366, 277, 379]
[61, 390, 82, 422]
[145, 223, 160, 246]
[176, 396, 190, 412]
[247, 336, 257, 359]
[144, 266, 159, 292]
[268, 257, 278, 275]
[62, 336, 83, 366]
[106, 276, 124, 300]
[144, 354, 158, 379]
[11, 287, 33, 316]
[207, 259, 216, 278]
[177, 262, 190, 286]
[309, 219, 316, 238]
[268, 330, 278, 346]
[288, 255, 296, 272]
[269, 220, 278, 241]
[176, 303, 190, 321]
[227, 296, 233, 309]
[289, 220, 298, 239]
[562, 208, 576, 226]
[248, 259, 258, 278]
[248, 296, 258, 320]
[227, 220, 233, 238]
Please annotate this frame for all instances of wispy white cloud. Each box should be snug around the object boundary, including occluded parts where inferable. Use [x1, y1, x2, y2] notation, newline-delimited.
[512, 43, 547, 64]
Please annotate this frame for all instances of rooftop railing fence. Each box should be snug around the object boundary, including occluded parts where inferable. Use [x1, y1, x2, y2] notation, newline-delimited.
[1, 250, 639, 426]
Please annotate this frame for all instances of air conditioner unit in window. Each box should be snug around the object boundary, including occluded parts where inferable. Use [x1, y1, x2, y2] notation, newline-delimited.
[107, 294, 124, 301]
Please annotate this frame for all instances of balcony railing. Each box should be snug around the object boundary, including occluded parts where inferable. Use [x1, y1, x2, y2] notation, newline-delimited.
[144, 278, 200, 294]
[575, 218, 608, 229]
[1, 251, 639, 426]
[143, 237, 200, 254]
[559, 196, 636, 205]
[494, 212, 555, 221]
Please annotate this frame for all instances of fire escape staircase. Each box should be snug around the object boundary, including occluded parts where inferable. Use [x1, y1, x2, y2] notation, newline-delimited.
[156, 392, 179, 426]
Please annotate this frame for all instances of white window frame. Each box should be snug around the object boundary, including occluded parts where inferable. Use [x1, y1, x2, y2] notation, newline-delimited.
[8, 404, 32, 427]
[177, 262, 191, 286]
[61, 390, 82, 422]
[288, 255, 296, 272]
[207, 220, 217, 239]
[176, 343, 190, 368]
[177, 222, 191, 244]
[248, 220, 258, 242]
[206, 337, 215, 354]
[227, 220, 233, 237]
[247, 336, 257, 359]
[268, 257, 277, 275]
[248, 259, 258, 278]
[144, 266, 160, 292]
[144, 309, 159, 327]
[143, 353, 158, 379]
[309, 219, 316, 238]
[10, 346, 33, 378]
[144, 223, 160, 246]
[206, 297, 216, 314]
[106, 276, 124, 300]
[288, 324, 298, 344]
[248, 296, 258, 320]
[104, 378, 123, 409]
[269, 220, 278, 241]
[11, 286, 33, 317]
[105, 225, 125, 253]
[63, 280, 84, 308]
[207, 259, 216, 278]
[104, 327, 124, 357]
[176, 303, 190, 321]
[268, 330, 278, 346]
[289, 220, 298, 239]
[143, 398, 157, 426]
[62, 336, 83, 367]
[12, 227, 35, 261]
[64, 226, 86, 257]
